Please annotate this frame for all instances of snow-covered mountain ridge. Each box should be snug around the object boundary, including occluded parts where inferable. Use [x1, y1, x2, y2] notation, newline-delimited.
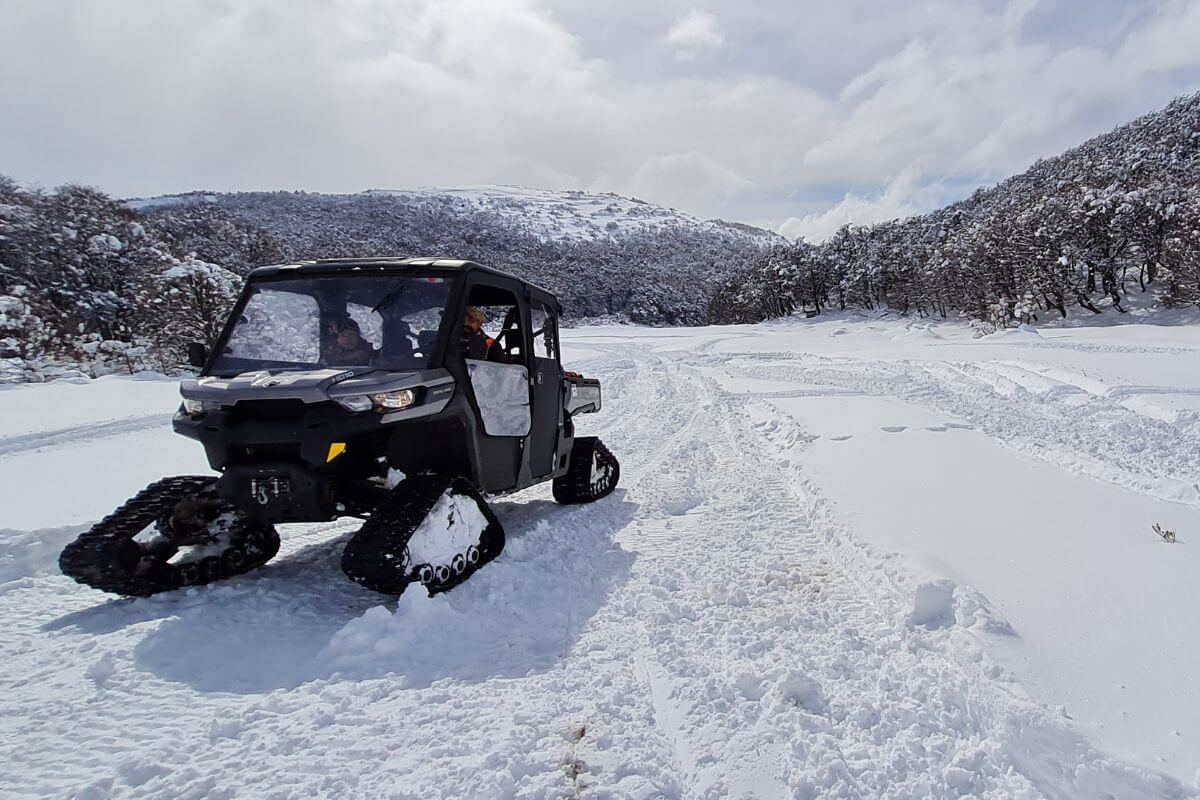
[127, 184, 784, 246]
[364, 185, 783, 244]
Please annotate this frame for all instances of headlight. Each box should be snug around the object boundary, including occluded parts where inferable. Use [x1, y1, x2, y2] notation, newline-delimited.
[181, 397, 221, 417]
[370, 389, 416, 410]
[334, 389, 416, 413]
[335, 395, 375, 413]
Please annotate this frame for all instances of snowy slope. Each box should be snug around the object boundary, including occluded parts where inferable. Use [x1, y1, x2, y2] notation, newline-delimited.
[1, 320, 1198, 798]
[364, 186, 782, 244]
[127, 185, 783, 246]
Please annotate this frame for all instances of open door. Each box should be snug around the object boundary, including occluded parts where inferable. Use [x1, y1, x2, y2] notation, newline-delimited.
[459, 279, 529, 491]
[528, 297, 562, 479]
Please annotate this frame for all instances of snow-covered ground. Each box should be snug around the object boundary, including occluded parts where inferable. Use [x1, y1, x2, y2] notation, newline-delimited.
[2, 316, 1198, 798]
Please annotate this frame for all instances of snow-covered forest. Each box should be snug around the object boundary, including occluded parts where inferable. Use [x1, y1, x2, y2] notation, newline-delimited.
[3, 91, 1200, 383]
[713, 92, 1200, 326]
[0, 179, 244, 382]
[0, 181, 777, 381]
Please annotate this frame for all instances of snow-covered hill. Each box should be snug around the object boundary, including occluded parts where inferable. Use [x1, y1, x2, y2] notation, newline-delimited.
[363, 185, 782, 245]
[122, 185, 780, 326]
[2, 318, 1198, 798]
[128, 185, 783, 246]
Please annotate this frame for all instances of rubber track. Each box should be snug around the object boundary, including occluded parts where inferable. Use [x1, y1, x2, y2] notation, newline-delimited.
[340, 475, 504, 596]
[553, 436, 620, 504]
[58, 476, 280, 597]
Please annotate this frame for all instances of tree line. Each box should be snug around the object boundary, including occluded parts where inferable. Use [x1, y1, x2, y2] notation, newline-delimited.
[711, 92, 1200, 327]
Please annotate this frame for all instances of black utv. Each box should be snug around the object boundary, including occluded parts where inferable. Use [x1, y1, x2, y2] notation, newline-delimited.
[60, 258, 619, 597]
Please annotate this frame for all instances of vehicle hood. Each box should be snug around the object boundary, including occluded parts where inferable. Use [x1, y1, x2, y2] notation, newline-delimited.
[180, 367, 451, 404]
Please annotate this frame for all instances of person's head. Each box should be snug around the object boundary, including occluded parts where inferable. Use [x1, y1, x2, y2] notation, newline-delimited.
[463, 306, 486, 334]
[327, 317, 362, 351]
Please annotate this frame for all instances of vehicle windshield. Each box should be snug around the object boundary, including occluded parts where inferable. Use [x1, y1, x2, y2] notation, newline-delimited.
[209, 274, 453, 375]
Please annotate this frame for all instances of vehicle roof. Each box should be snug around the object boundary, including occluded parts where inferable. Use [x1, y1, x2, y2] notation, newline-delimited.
[247, 257, 557, 299]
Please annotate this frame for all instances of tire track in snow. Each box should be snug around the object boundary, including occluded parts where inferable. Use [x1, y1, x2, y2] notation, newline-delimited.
[604, 344, 1189, 798]
[0, 413, 174, 457]
[704, 351, 1200, 510]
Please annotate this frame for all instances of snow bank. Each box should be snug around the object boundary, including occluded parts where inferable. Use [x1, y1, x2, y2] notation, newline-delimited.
[318, 513, 636, 686]
[988, 323, 1043, 339]
[0, 525, 86, 584]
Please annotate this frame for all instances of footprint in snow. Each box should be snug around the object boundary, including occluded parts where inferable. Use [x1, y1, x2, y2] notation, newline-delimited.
[881, 426, 907, 433]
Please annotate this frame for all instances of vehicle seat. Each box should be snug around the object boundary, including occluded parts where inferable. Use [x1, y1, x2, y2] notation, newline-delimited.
[382, 318, 416, 362]
[415, 329, 438, 359]
[487, 307, 524, 364]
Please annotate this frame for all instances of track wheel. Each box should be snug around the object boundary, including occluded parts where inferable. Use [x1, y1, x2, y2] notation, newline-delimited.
[552, 437, 620, 504]
[340, 475, 504, 596]
[59, 476, 280, 597]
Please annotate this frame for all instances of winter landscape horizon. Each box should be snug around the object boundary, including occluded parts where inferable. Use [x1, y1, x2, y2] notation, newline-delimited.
[4, 1, 1200, 798]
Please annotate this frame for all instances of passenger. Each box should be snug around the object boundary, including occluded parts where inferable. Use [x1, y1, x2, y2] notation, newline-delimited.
[462, 306, 492, 360]
[325, 316, 375, 366]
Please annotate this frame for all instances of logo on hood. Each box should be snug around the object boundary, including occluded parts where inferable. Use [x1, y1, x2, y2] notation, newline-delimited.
[250, 374, 295, 388]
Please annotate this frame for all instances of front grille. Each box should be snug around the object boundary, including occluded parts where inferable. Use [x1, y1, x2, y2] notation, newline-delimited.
[228, 399, 311, 425]
[228, 443, 302, 463]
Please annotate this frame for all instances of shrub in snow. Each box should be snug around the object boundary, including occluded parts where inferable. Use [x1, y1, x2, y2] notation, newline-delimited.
[131, 256, 242, 371]
[1013, 293, 1037, 324]
[0, 290, 42, 359]
[0, 177, 247, 380]
[968, 320, 997, 339]
[1152, 523, 1177, 543]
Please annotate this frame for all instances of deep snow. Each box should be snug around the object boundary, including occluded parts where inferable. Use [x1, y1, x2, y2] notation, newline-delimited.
[1, 315, 1198, 798]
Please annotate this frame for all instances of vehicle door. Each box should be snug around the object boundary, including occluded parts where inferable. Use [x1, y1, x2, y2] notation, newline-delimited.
[527, 297, 562, 479]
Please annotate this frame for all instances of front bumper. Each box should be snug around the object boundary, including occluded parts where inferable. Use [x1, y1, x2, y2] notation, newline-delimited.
[216, 461, 336, 523]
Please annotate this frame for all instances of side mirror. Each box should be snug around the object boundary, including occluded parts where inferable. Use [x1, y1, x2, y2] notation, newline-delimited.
[186, 342, 209, 369]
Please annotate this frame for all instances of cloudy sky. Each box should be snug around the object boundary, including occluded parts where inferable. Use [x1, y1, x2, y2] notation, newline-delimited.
[4, 0, 1200, 240]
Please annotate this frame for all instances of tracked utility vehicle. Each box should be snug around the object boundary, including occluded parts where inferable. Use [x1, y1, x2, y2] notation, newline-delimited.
[60, 258, 619, 597]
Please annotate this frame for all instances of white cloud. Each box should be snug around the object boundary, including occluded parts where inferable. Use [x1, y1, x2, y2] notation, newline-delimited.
[776, 169, 948, 242]
[1, 0, 1198, 232]
[665, 9, 725, 60]
[625, 150, 750, 209]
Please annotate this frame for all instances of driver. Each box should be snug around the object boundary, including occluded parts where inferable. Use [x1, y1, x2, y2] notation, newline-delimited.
[325, 316, 375, 366]
[462, 306, 491, 360]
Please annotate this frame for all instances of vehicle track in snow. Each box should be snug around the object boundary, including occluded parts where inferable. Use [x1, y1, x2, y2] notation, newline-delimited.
[698, 347, 1200, 510]
[0, 413, 174, 457]
[572, 343, 1186, 799]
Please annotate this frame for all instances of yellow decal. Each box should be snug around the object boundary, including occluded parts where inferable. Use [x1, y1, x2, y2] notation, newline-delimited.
[326, 442, 347, 462]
